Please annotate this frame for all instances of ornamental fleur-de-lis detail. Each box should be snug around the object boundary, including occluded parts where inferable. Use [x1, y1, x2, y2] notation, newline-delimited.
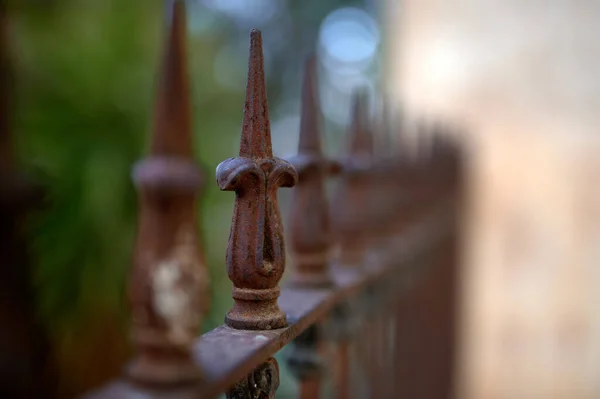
[287, 56, 339, 288]
[216, 30, 297, 330]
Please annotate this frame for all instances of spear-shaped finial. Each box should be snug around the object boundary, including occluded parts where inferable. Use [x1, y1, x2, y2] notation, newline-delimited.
[287, 55, 338, 288]
[150, 0, 192, 157]
[239, 29, 273, 159]
[331, 89, 375, 269]
[348, 90, 373, 158]
[297, 56, 321, 154]
[376, 94, 396, 159]
[128, 0, 208, 385]
[216, 30, 297, 330]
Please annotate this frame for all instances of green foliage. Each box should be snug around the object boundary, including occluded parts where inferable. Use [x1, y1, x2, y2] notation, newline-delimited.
[11, 1, 241, 345]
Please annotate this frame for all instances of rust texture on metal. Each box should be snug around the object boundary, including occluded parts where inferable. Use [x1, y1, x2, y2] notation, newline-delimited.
[127, 0, 209, 385]
[287, 56, 338, 288]
[83, 203, 454, 399]
[364, 286, 386, 399]
[327, 300, 361, 399]
[81, 41, 462, 396]
[226, 357, 280, 399]
[333, 340, 351, 399]
[216, 29, 298, 330]
[331, 90, 374, 269]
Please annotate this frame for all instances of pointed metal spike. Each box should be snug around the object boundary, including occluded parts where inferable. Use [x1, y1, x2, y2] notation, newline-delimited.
[127, 1, 207, 383]
[240, 29, 272, 159]
[376, 93, 393, 158]
[348, 89, 373, 157]
[297, 55, 322, 155]
[150, 0, 193, 157]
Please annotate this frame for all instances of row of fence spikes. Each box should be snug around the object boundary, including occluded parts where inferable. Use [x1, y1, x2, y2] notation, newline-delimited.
[125, 0, 461, 388]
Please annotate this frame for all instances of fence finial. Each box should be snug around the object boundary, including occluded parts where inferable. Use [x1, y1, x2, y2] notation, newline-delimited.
[349, 90, 373, 158]
[128, 0, 208, 384]
[331, 89, 374, 268]
[287, 55, 338, 288]
[239, 29, 272, 159]
[150, 0, 192, 157]
[217, 29, 297, 330]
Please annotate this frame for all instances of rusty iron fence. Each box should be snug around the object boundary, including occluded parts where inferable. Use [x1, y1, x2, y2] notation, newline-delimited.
[1, 2, 463, 398]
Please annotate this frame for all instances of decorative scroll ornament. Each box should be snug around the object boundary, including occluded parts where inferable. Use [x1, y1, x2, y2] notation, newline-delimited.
[287, 56, 339, 288]
[127, 0, 209, 384]
[226, 358, 280, 399]
[217, 30, 297, 330]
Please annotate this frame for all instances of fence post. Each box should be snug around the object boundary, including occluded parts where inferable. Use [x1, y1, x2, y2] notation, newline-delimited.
[226, 357, 280, 399]
[327, 91, 375, 399]
[331, 91, 373, 270]
[127, 0, 209, 384]
[285, 55, 338, 399]
[287, 55, 339, 289]
[216, 29, 297, 332]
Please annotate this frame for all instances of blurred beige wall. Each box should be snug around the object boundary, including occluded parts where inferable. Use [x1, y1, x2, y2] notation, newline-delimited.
[385, 1, 600, 398]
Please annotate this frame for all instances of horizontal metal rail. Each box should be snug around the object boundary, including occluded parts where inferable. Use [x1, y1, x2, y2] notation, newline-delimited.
[0, 1, 462, 397]
[85, 198, 456, 399]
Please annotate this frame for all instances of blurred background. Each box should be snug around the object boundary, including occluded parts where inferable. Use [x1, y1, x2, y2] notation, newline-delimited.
[8, 0, 383, 397]
[8, 0, 600, 398]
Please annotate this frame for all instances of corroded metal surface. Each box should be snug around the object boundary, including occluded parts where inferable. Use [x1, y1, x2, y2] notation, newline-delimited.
[333, 341, 351, 399]
[80, 37, 463, 395]
[216, 30, 298, 330]
[226, 357, 279, 399]
[127, 0, 209, 385]
[84, 200, 455, 399]
[287, 56, 339, 288]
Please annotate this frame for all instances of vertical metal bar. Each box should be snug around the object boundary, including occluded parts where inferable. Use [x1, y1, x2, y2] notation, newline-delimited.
[366, 292, 380, 399]
[287, 55, 339, 289]
[335, 340, 350, 399]
[287, 324, 325, 399]
[227, 357, 280, 399]
[331, 90, 373, 270]
[299, 379, 321, 399]
[328, 90, 374, 399]
[216, 29, 298, 331]
[127, 0, 209, 385]
[386, 123, 461, 399]
[328, 302, 358, 399]
[383, 288, 397, 399]
[285, 55, 338, 399]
